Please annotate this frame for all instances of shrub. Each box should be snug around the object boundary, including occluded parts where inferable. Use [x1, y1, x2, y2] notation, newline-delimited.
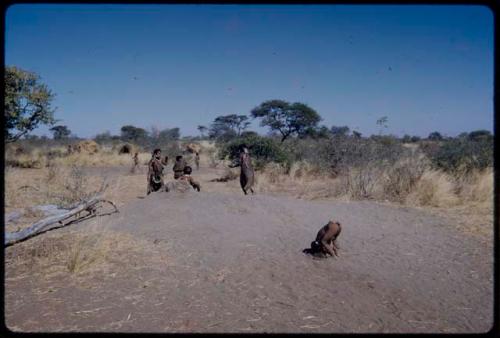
[285, 134, 405, 175]
[422, 136, 493, 173]
[218, 134, 289, 169]
[381, 155, 430, 202]
[340, 165, 382, 199]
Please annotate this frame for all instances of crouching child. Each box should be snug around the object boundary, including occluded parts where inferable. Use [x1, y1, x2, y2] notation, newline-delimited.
[303, 220, 342, 258]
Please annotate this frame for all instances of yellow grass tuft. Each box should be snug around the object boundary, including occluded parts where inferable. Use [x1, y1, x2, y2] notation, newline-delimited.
[405, 170, 459, 207]
[5, 225, 167, 280]
[457, 168, 493, 204]
[51, 151, 150, 167]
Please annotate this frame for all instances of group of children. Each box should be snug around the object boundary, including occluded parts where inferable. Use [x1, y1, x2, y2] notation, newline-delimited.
[146, 148, 201, 195]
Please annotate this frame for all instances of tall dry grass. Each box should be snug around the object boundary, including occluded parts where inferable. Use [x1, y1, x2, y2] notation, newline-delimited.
[5, 165, 105, 213]
[256, 159, 493, 236]
[52, 151, 151, 167]
[5, 225, 167, 280]
[405, 170, 459, 207]
[256, 160, 493, 215]
[455, 167, 493, 205]
[5, 143, 152, 168]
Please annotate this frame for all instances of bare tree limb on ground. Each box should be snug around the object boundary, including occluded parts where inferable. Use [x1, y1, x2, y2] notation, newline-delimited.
[5, 194, 119, 246]
[18, 185, 40, 191]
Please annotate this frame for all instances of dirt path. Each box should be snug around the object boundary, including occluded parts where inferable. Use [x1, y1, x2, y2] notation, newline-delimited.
[4, 166, 494, 333]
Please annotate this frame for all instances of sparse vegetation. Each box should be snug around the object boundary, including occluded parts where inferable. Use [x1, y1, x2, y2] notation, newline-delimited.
[421, 132, 493, 174]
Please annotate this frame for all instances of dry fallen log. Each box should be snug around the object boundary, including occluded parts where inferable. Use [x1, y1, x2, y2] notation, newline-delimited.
[5, 194, 119, 246]
[18, 185, 40, 191]
[5, 211, 23, 223]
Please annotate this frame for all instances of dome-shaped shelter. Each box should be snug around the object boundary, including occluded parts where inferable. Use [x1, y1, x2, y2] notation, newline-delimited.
[118, 143, 136, 154]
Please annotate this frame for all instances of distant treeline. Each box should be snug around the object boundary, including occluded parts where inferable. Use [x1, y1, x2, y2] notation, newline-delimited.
[6, 65, 492, 174]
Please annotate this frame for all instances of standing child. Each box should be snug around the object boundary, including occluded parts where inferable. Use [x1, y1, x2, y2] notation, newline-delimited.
[147, 149, 164, 194]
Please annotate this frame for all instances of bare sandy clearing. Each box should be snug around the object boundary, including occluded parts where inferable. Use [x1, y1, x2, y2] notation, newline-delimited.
[5, 182, 493, 333]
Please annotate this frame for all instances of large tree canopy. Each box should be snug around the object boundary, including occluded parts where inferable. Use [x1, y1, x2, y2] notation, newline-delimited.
[209, 114, 250, 140]
[120, 125, 148, 142]
[197, 125, 208, 138]
[50, 125, 71, 140]
[428, 131, 444, 141]
[5, 66, 56, 143]
[330, 125, 350, 137]
[250, 99, 322, 142]
[158, 127, 180, 142]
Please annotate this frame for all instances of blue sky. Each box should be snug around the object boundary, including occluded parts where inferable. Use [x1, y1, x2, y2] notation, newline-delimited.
[5, 4, 494, 138]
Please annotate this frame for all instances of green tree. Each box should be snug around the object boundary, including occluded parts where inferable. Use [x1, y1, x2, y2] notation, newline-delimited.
[158, 127, 180, 142]
[250, 99, 321, 142]
[330, 125, 350, 137]
[5, 66, 57, 143]
[218, 134, 289, 169]
[197, 125, 208, 138]
[302, 125, 330, 139]
[376, 116, 388, 134]
[240, 130, 259, 138]
[352, 130, 362, 138]
[468, 129, 492, 141]
[120, 125, 148, 143]
[209, 114, 250, 140]
[424, 136, 493, 173]
[50, 125, 71, 140]
[428, 131, 443, 141]
[94, 131, 116, 144]
[401, 134, 412, 143]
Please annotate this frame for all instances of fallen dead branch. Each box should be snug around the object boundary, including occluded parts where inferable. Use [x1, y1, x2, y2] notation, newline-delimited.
[5, 193, 119, 247]
[5, 211, 23, 223]
[209, 177, 233, 182]
[209, 174, 238, 183]
[18, 185, 40, 191]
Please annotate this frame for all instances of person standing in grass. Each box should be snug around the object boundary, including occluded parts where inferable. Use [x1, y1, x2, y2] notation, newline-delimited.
[195, 152, 200, 170]
[130, 152, 140, 174]
[229, 144, 255, 195]
[147, 148, 164, 194]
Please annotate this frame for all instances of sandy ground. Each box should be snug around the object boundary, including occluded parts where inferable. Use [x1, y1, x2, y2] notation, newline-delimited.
[4, 164, 494, 333]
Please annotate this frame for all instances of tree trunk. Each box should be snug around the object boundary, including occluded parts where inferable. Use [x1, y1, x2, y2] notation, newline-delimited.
[5, 195, 118, 246]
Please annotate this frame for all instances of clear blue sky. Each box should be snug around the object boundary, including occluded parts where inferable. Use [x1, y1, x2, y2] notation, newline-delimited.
[5, 4, 494, 138]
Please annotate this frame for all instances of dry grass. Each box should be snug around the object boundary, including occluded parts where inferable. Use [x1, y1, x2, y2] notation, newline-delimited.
[203, 147, 221, 168]
[255, 160, 493, 236]
[5, 143, 151, 168]
[5, 225, 167, 281]
[52, 151, 151, 167]
[405, 170, 459, 208]
[5, 162, 168, 293]
[455, 167, 493, 204]
[5, 147, 54, 168]
[5, 163, 119, 236]
[5, 165, 104, 212]
[254, 161, 339, 198]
